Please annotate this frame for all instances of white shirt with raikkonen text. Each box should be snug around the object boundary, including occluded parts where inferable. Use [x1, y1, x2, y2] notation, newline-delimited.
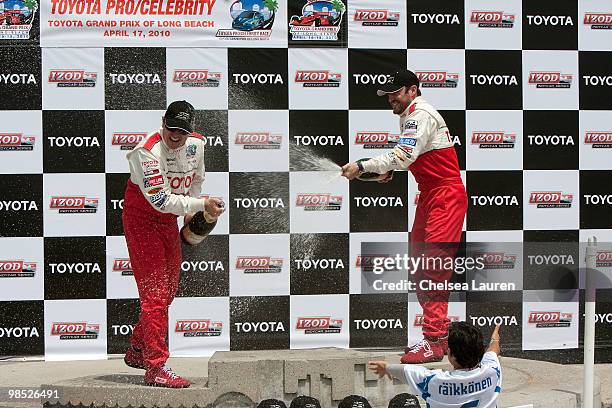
[387, 352, 502, 408]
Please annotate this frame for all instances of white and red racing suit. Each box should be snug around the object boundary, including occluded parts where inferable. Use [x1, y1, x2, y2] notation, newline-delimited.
[122, 128, 206, 368]
[363, 96, 468, 339]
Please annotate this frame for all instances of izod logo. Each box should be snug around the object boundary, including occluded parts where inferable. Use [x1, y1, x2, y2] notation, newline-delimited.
[583, 13, 612, 29]
[470, 11, 515, 28]
[173, 70, 221, 87]
[0, 260, 36, 278]
[471, 132, 516, 148]
[296, 193, 342, 211]
[235, 256, 282, 273]
[355, 254, 389, 272]
[415, 71, 459, 88]
[355, 132, 399, 149]
[50, 322, 100, 340]
[528, 72, 572, 88]
[596, 251, 612, 268]
[0, 134, 35, 151]
[354, 9, 400, 26]
[528, 311, 572, 328]
[112, 132, 146, 150]
[585, 132, 612, 148]
[414, 314, 460, 327]
[235, 132, 282, 150]
[295, 71, 342, 87]
[48, 70, 97, 87]
[528, 191, 573, 208]
[473, 252, 516, 269]
[112, 259, 132, 276]
[175, 319, 223, 337]
[296, 316, 343, 334]
[50, 196, 99, 213]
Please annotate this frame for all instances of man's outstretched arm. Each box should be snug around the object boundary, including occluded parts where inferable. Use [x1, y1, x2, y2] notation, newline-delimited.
[487, 324, 501, 355]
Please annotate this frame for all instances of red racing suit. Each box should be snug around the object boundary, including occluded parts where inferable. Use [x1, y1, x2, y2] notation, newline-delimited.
[362, 96, 467, 338]
[123, 128, 206, 368]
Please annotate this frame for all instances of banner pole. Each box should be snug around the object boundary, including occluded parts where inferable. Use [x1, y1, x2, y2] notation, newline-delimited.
[583, 236, 597, 408]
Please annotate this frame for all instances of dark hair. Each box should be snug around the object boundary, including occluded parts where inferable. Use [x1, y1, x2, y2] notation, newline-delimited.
[388, 393, 421, 408]
[258, 400, 287, 408]
[338, 395, 371, 408]
[290, 396, 321, 408]
[448, 321, 485, 369]
[406, 83, 421, 97]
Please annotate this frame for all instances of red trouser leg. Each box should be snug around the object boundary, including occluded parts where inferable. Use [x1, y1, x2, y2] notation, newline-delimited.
[412, 184, 467, 338]
[123, 213, 181, 368]
[163, 224, 182, 310]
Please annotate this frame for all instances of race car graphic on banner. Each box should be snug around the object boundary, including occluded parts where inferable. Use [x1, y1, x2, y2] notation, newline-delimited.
[290, 0, 345, 41]
[0, 0, 37, 39]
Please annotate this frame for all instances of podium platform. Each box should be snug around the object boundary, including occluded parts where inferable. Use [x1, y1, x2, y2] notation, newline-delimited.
[5, 347, 596, 408]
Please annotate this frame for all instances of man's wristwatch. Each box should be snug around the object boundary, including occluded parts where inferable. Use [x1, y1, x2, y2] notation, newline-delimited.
[356, 160, 365, 174]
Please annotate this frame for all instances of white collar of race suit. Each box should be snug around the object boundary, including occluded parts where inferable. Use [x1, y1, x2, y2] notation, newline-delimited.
[399, 96, 425, 118]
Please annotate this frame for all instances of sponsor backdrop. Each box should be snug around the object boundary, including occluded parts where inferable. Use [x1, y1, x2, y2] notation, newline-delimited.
[0, 0, 611, 362]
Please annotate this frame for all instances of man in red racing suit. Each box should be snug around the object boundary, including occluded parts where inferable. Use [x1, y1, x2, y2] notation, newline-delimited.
[122, 100, 225, 387]
[341, 70, 467, 364]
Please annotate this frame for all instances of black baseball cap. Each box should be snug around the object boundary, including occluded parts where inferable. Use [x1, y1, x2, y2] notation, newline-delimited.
[289, 396, 320, 408]
[258, 399, 287, 408]
[388, 393, 421, 408]
[164, 100, 195, 133]
[376, 70, 420, 96]
[338, 395, 372, 408]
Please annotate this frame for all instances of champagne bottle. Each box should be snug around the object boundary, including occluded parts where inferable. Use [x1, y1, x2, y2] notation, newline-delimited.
[180, 210, 218, 245]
